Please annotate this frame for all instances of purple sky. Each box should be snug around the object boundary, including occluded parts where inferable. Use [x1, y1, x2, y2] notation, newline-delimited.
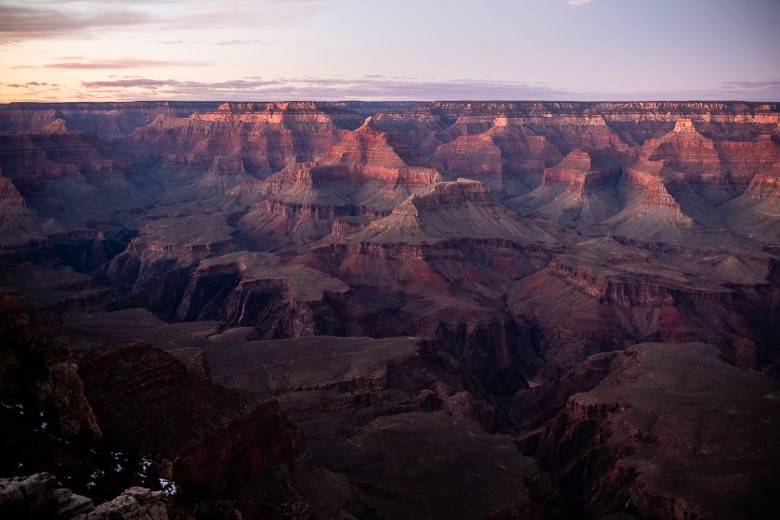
[1, 0, 778, 102]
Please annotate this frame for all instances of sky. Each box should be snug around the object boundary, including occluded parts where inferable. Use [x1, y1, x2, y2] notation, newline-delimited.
[0, 0, 778, 102]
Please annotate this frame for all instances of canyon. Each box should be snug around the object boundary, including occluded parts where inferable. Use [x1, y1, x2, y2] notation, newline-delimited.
[1, 100, 779, 519]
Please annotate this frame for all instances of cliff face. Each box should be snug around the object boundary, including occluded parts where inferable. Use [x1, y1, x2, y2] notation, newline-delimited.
[0, 128, 131, 182]
[115, 102, 356, 180]
[175, 251, 349, 337]
[77, 343, 309, 495]
[0, 169, 30, 223]
[529, 343, 780, 520]
[746, 164, 780, 200]
[0, 101, 221, 138]
[204, 334, 564, 518]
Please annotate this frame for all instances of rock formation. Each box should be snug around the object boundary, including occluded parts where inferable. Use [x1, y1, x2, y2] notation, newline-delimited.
[76, 343, 308, 483]
[205, 334, 564, 518]
[0, 168, 30, 223]
[0, 473, 169, 520]
[2, 100, 779, 519]
[529, 343, 780, 520]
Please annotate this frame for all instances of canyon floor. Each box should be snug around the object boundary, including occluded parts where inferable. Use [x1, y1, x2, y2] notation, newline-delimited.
[1, 101, 779, 519]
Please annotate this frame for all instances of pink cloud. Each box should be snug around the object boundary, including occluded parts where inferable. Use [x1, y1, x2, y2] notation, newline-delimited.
[45, 58, 210, 69]
[0, 5, 152, 39]
[79, 76, 574, 101]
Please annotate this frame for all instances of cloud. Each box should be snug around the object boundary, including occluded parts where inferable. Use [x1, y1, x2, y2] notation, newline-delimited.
[0, 5, 153, 39]
[214, 40, 267, 46]
[719, 78, 780, 91]
[81, 77, 287, 92]
[0, 0, 325, 40]
[566, 0, 598, 6]
[44, 58, 209, 69]
[713, 78, 780, 101]
[79, 75, 575, 101]
[69, 74, 780, 103]
[4, 81, 61, 89]
[156, 39, 271, 46]
[167, 0, 327, 29]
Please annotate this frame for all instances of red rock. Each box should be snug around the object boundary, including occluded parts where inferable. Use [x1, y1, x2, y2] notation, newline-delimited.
[530, 343, 780, 520]
[0, 169, 30, 222]
[2, 100, 780, 519]
[434, 134, 504, 187]
[77, 342, 309, 495]
[745, 164, 780, 201]
[191, 155, 254, 195]
[623, 160, 686, 211]
[539, 149, 603, 194]
[117, 102, 349, 178]
[0, 101, 221, 138]
[323, 178, 554, 246]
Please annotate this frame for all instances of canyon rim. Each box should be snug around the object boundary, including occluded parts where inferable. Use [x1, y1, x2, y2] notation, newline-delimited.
[1, 100, 779, 519]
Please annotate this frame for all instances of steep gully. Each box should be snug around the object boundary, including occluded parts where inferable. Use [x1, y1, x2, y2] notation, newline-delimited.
[1, 101, 779, 519]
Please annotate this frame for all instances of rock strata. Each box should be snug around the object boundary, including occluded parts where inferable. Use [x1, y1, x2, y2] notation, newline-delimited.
[76, 343, 309, 496]
[531, 343, 780, 519]
[0, 473, 168, 520]
[2, 100, 780, 519]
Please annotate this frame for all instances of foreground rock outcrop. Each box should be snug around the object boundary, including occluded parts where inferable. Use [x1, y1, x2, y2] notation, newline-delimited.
[0, 473, 168, 520]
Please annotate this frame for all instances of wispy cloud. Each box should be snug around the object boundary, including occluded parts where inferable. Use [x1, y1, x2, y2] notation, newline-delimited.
[70, 74, 780, 102]
[714, 78, 780, 101]
[79, 75, 574, 101]
[155, 39, 272, 46]
[214, 40, 267, 46]
[719, 78, 780, 91]
[81, 77, 275, 91]
[4, 81, 61, 89]
[566, 0, 598, 6]
[0, 5, 152, 39]
[0, 1, 327, 40]
[44, 58, 209, 69]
